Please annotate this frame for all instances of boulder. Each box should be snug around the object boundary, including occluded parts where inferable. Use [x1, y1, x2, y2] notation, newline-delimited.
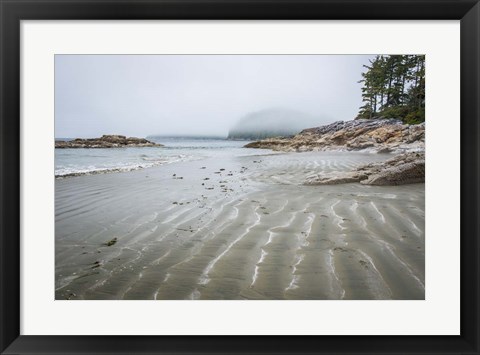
[305, 152, 425, 186]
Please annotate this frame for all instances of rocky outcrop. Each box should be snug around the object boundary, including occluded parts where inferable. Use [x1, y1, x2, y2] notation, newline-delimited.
[305, 152, 425, 186]
[244, 119, 424, 154]
[55, 135, 163, 148]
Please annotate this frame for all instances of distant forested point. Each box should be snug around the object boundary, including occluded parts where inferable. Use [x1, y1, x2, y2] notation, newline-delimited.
[357, 55, 425, 124]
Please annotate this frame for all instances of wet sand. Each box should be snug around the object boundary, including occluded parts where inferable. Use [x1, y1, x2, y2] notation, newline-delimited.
[55, 151, 425, 300]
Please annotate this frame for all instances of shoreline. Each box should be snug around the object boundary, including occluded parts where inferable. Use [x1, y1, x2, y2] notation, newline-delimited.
[55, 145, 401, 179]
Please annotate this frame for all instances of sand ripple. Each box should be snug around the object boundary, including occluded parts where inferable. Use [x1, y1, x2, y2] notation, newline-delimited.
[56, 152, 424, 300]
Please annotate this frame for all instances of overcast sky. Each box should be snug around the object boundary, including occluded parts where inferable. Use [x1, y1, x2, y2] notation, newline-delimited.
[55, 55, 374, 138]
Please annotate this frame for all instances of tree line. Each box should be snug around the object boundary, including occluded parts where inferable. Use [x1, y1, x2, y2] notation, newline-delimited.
[357, 55, 425, 124]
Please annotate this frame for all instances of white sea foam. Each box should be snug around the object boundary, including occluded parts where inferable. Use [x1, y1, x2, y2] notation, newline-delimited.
[55, 154, 197, 178]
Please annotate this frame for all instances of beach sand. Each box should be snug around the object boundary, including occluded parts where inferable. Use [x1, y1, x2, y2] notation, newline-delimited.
[55, 151, 425, 300]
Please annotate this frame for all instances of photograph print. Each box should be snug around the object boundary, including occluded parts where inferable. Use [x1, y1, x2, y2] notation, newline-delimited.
[55, 54, 425, 300]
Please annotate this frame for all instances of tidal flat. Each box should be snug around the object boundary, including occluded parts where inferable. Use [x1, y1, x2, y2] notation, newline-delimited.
[55, 151, 424, 300]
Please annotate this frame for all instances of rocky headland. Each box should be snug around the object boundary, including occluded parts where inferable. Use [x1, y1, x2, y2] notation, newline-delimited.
[55, 135, 163, 148]
[245, 119, 425, 186]
[244, 119, 424, 154]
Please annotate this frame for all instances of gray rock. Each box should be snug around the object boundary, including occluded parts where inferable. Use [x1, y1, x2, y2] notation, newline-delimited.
[55, 135, 163, 149]
[244, 118, 424, 154]
[305, 152, 425, 186]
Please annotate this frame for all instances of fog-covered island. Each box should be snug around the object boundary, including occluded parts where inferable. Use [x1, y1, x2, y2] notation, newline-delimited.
[227, 108, 319, 140]
[55, 55, 425, 300]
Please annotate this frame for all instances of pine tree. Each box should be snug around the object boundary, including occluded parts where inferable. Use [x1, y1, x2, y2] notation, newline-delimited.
[356, 55, 425, 124]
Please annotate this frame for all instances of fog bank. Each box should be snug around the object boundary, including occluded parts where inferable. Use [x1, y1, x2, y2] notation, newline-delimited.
[55, 55, 373, 138]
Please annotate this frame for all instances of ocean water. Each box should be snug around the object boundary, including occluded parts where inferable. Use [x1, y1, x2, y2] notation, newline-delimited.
[54, 138, 267, 177]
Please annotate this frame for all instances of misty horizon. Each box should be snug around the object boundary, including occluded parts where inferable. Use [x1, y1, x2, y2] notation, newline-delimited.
[55, 54, 374, 139]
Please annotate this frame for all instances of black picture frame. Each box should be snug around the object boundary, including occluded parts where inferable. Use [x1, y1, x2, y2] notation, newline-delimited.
[1, 0, 478, 354]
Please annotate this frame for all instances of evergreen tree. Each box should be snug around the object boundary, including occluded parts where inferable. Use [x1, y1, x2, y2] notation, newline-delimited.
[357, 55, 425, 124]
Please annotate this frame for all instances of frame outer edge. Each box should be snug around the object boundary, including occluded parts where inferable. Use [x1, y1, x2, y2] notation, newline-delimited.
[0, 1, 3, 353]
[1, 0, 479, 354]
[0, 0, 21, 354]
[461, 1, 480, 354]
